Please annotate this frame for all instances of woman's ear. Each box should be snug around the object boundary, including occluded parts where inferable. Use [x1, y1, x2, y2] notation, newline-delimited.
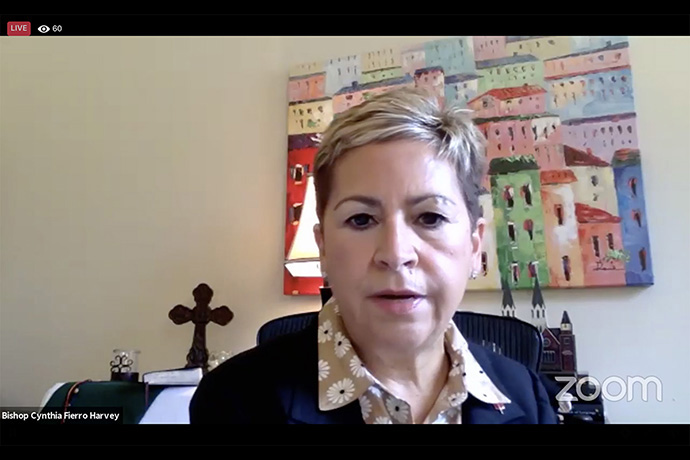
[470, 217, 486, 274]
[313, 223, 327, 273]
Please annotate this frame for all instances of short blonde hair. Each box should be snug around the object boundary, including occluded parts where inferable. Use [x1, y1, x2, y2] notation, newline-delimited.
[313, 87, 488, 229]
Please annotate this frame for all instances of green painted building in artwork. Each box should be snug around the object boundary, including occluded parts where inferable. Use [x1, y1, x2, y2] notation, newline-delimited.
[489, 155, 550, 289]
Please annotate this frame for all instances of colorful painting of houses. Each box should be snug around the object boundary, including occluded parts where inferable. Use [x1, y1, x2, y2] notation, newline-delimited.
[284, 36, 654, 295]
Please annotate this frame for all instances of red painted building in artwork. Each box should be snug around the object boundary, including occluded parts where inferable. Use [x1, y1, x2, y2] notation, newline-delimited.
[414, 66, 445, 103]
[288, 72, 326, 103]
[473, 36, 507, 62]
[284, 133, 323, 295]
[468, 85, 547, 119]
[474, 112, 565, 171]
[575, 203, 626, 287]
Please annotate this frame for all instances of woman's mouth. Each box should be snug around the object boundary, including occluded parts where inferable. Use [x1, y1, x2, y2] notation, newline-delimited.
[369, 291, 426, 314]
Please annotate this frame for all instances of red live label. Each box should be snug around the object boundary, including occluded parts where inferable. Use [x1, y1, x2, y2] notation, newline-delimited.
[8, 22, 31, 36]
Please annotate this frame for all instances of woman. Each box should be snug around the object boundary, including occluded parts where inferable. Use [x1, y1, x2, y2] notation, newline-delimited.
[189, 87, 557, 424]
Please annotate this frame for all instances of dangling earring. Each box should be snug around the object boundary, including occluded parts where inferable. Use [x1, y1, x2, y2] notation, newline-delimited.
[470, 270, 478, 280]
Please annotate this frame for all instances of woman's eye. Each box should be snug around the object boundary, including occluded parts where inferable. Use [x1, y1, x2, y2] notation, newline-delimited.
[419, 212, 447, 228]
[346, 213, 375, 229]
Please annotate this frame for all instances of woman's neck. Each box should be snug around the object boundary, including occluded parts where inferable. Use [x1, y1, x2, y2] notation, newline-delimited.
[357, 336, 450, 423]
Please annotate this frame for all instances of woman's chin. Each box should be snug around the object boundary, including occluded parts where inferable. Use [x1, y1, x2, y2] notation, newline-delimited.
[367, 325, 435, 351]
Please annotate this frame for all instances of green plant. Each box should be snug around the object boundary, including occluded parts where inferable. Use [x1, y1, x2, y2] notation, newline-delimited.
[605, 249, 630, 263]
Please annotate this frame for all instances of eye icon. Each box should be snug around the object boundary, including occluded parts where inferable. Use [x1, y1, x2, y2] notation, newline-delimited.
[38, 25, 50, 33]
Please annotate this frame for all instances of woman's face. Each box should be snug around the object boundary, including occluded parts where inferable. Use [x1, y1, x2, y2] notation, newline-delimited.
[314, 139, 485, 354]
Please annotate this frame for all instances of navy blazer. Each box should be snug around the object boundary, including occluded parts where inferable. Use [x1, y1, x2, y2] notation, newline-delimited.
[189, 321, 558, 424]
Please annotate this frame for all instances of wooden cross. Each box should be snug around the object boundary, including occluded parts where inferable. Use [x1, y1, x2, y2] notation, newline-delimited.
[169, 283, 234, 373]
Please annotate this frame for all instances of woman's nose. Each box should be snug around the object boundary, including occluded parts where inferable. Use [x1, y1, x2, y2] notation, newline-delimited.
[373, 219, 419, 271]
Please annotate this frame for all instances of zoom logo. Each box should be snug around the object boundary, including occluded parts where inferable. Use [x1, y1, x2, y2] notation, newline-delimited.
[38, 25, 50, 33]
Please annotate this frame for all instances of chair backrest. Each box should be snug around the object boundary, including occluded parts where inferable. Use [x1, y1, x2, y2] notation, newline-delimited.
[453, 311, 543, 372]
[256, 311, 318, 345]
[256, 309, 543, 372]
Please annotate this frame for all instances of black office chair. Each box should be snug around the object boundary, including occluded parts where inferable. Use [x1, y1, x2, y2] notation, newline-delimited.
[257, 309, 543, 372]
[257, 311, 318, 345]
[453, 310, 543, 372]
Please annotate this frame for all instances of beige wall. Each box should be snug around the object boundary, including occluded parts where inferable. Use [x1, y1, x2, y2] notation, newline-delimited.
[1, 36, 688, 423]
